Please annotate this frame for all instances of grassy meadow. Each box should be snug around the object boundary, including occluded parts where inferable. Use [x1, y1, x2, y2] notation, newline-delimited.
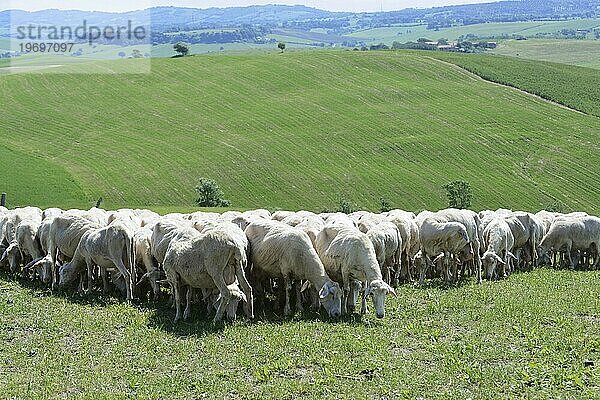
[0, 267, 598, 399]
[0, 51, 599, 213]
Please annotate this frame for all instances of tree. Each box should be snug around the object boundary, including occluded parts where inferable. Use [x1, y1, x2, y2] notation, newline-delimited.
[131, 49, 143, 58]
[336, 196, 357, 214]
[379, 197, 392, 213]
[118, 51, 126, 58]
[174, 42, 190, 57]
[443, 181, 472, 210]
[277, 42, 286, 53]
[195, 178, 231, 207]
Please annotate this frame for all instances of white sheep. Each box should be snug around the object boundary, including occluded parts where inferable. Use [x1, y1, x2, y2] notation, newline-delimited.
[245, 219, 342, 317]
[316, 225, 395, 318]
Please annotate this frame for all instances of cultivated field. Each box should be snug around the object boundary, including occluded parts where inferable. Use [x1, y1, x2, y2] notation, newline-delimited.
[347, 18, 600, 44]
[0, 51, 599, 213]
[491, 39, 600, 69]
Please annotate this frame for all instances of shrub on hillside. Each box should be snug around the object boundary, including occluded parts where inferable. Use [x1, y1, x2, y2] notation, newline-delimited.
[443, 180, 472, 210]
[195, 178, 231, 207]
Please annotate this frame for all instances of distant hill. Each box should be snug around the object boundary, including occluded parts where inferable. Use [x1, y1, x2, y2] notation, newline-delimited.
[1, 1, 599, 34]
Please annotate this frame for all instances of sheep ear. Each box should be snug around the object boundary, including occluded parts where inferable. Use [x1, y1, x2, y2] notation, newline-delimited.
[386, 284, 396, 297]
[319, 284, 329, 299]
[507, 252, 517, 260]
[301, 280, 312, 293]
[495, 255, 506, 265]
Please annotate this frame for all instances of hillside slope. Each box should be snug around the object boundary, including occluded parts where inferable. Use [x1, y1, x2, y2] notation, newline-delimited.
[0, 51, 598, 212]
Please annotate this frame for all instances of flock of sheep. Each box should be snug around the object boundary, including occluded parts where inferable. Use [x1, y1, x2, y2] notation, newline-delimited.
[0, 205, 598, 322]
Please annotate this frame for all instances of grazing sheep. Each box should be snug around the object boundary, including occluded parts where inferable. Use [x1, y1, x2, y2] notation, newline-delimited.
[435, 209, 482, 282]
[29, 214, 103, 289]
[316, 226, 395, 318]
[503, 212, 542, 269]
[366, 221, 402, 284]
[417, 217, 470, 284]
[132, 227, 161, 299]
[386, 211, 420, 283]
[59, 223, 136, 301]
[201, 222, 254, 319]
[42, 208, 63, 221]
[539, 216, 600, 270]
[163, 227, 249, 322]
[245, 219, 342, 317]
[481, 218, 516, 280]
[271, 211, 294, 222]
[150, 219, 197, 265]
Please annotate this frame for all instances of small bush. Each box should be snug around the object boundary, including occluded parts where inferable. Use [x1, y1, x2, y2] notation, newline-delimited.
[545, 200, 567, 213]
[195, 178, 231, 207]
[379, 197, 392, 213]
[443, 180, 472, 210]
[336, 196, 357, 214]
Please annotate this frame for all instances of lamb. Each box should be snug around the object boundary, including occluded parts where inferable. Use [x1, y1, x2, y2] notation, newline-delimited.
[416, 217, 471, 284]
[163, 227, 250, 322]
[366, 221, 402, 285]
[245, 219, 342, 317]
[316, 226, 395, 318]
[59, 223, 136, 301]
[29, 214, 103, 289]
[539, 216, 600, 270]
[481, 218, 516, 280]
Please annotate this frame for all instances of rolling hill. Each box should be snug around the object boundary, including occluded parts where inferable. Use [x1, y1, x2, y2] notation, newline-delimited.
[0, 51, 598, 213]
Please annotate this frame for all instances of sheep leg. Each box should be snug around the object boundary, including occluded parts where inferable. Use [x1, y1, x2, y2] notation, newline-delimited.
[101, 266, 110, 293]
[173, 282, 182, 322]
[341, 271, 351, 314]
[283, 277, 293, 317]
[360, 281, 368, 315]
[86, 259, 94, 294]
[294, 282, 304, 313]
[566, 243, 575, 270]
[183, 287, 193, 321]
[114, 259, 133, 302]
[235, 260, 254, 319]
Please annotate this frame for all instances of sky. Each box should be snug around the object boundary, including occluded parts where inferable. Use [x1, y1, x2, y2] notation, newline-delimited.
[3, 0, 499, 13]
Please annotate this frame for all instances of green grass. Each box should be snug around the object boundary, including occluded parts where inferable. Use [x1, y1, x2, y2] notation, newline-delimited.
[0, 51, 599, 213]
[347, 19, 600, 44]
[0, 268, 598, 398]
[491, 39, 600, 69]
[430, 51, 600, 117]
